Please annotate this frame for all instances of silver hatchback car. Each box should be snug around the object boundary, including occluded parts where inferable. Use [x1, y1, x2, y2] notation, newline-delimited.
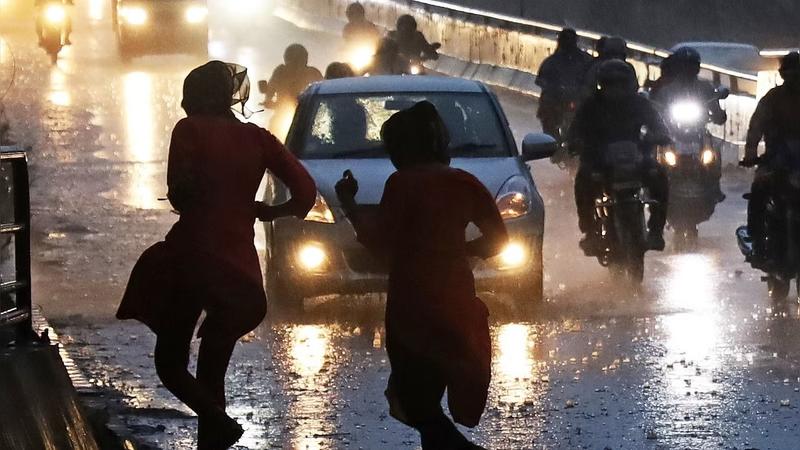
[263, 76, 555, 309]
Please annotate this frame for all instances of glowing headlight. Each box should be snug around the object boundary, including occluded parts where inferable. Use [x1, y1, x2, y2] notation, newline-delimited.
[409, 64, 422, 75]
[348, 45, 375, 72]
[670, 101, 703, 125]
[495, 175, 531, 220]
[44, 4, 67, 24]
[305, 192, 335, 224]
[663, 150, 678, 167]
[185, 5, 208, 24]
[120, 6, 147, 25]
[297, 243, 327, 271]
[701, 148, 715, 165]
[498, 241, 528, 268]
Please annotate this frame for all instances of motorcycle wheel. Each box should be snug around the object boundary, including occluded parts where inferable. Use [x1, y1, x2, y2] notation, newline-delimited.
[768, 276, 791, 301]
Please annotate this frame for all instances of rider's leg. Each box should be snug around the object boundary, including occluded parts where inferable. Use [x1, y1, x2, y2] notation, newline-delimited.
[645, 164, 669, 250]
[747, 167, 771, 257]
[574, 165, 596, 235]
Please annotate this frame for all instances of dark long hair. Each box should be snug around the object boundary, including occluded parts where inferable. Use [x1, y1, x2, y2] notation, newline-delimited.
[381, 101, 450, 170]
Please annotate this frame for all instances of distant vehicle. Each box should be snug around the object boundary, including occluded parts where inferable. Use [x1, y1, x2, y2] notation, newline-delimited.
[38, 1, 69, 64]
[263, 76, 556, 310]
[112, 0, 208, 60]
[670, 42, 779, 74]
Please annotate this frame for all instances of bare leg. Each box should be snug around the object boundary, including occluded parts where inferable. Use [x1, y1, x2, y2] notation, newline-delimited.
[154, 330, 220, 418]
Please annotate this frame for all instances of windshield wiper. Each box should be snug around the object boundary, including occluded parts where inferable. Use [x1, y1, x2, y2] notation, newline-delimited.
[331, 146, 386, 158]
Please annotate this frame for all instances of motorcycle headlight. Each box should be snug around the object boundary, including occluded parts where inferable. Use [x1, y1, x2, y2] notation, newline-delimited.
[185, 5, 208, 24]
[670, 101, 703, 125]
[305, 192, 335, 224]
[701, 148, 715, 166]
[44, 4, 67, 24]
[120, 6, 148, 25]
[663, 149, 678, 167]
[495, 175, 531, 220]
[348, 45, 375, 72]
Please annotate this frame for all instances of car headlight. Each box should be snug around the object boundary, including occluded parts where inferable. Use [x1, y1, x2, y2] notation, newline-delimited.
[663, 149, 678, 167]
[120, 6, 148, 25]
[44, 4, 67, 24]
[497, 241, 528, 269]
[297, 242, 327, 272]
[670, 101, 703, 125]
[495, 175, 531, 220]
[701, 148, 715, 165]
[185, 5, 208, 24]
[304, 192, 335, 223]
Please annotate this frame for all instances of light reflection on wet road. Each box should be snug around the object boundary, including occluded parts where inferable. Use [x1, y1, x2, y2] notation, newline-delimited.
[3, 1, 800, 449]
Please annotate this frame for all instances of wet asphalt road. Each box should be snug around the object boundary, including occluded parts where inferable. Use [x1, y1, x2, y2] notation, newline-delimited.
[3, 2, 800, 449]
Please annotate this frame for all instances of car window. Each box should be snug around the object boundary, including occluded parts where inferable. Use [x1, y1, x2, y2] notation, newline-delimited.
[297, 93, 510, 159]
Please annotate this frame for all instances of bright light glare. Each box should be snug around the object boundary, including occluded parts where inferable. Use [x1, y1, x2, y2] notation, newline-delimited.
[120, 6, 147, 25]
[499, 241, 527, 268]
[298, 244, 327, 271]
[305, 192, 335, 223]
[185, 5, 208, 23]
[348, 45, 375, 72]
[670, 101, 703, 124]
[701, 149, 715, 165]
[44, 4, 67, 23]
[409, 64, 422, 75]
[663, 150, 677, 167]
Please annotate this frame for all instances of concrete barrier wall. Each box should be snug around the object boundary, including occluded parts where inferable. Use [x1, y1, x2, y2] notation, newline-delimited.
[278, 0, 760, 154]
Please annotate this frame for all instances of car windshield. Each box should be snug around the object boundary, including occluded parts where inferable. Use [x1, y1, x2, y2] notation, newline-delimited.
[296, 92, 510, 159]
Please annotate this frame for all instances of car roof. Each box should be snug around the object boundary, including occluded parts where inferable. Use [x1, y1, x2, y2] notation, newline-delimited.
[311, 75, 487, 95]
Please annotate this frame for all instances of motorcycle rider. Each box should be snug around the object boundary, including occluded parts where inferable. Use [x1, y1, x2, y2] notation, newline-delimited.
[581, 36, 631, 99]
[262, 44, 323, 109]
[343, 2, 381, 49]
[369, 38, 411, 75]
[535, 28, 593, 137]
[650, 47, 727, 124]
[387, 15, 440, 63]
[570, 60, 671, 253]
[34, 0, 73, 46]
[741, 51, 800, 264]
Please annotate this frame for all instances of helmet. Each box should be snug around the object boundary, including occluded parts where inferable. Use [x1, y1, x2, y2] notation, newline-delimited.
[600, 36, 627, 59]
[671, 46, 701, 77]
[396, 14, 417, 34]
[284, 43, 309, 67]
[596, 59, 638, 93]
[346, 2, 365, 21]
[779, 51, 800, 73]
[557, 28, 578, 49]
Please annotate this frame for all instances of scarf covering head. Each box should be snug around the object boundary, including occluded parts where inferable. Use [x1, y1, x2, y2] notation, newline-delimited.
[182, 61, 251, 117]
[381, 100, 451, 169]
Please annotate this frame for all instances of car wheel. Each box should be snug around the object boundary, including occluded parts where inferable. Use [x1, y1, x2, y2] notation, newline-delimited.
[510, 239, 544, 308]
[266, 273, 303, 314]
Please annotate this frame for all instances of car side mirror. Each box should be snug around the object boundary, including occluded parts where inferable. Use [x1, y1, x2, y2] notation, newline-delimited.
[257, 80, 268, 94]
[521, 133, 558, 161]
[716, 87, 730, 100]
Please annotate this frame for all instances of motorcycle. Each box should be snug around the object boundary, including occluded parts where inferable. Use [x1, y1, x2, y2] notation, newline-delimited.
[38, 2, 69, 64]
[548, 90, 581, 172]
[588, 141, 652, 285]
[657, 87, 729, 248]
[737, 141, 800, 301]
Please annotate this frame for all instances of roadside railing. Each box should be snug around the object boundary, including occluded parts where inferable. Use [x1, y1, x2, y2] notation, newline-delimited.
[279, 0, 770, 151]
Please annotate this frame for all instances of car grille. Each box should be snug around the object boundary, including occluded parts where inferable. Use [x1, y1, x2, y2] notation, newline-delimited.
[344, 248, 388, 273]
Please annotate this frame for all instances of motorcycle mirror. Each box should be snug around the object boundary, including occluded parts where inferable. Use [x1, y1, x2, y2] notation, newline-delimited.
[521, 133, 558, 162]
[716, 87, 730, 100]
[257, 80, 268, 94]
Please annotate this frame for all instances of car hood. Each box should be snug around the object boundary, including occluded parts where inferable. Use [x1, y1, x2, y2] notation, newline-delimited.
[302, 158, 523, 206]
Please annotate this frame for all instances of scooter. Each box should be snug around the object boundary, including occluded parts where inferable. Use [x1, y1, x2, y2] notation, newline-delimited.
[38, 2, 69, 64]
[588, 141, 652, 285]
[737, 141, 800, 301]
[658, 87, 729, 248]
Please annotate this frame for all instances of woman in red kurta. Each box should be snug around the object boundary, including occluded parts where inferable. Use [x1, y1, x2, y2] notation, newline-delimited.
[336, 101, 508, 450]
[117, 61, 316, 449]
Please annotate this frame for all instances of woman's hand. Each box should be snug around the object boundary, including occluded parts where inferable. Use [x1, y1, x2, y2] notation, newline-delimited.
[335, 170, 359, 211]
